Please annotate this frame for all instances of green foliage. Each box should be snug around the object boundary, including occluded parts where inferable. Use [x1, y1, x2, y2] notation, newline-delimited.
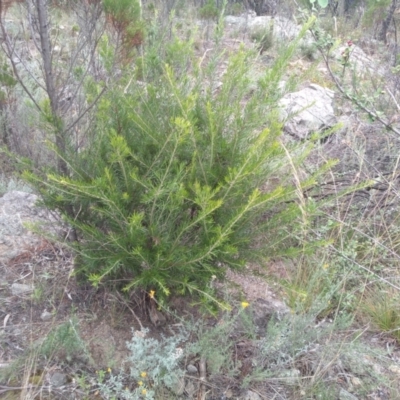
[317, 0, 328, 7]
[225, 1, 244, 16]
[39, 319, 87, 362]
[362, 286, 400, 342]
[103, 0, 141, 24]
[0, 61, 17, 90]
[0, 56, 17, 110]
[188, 309, 247, 375]
[97, 328, 187, 399]
[299, 40, 319, 61]
[103, 0, 144, 63]
[363, 0, 392, 28]
[24, 17, 322, 307]
[299, 0, 328, 10]
[250, 25, 274, 53]
[199, 0, 219, 20]
[0, 319, 88, 383]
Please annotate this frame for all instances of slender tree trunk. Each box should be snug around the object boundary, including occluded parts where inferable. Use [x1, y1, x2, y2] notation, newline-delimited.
[337, 0, 345, 17]
[35, 0, 69, 176]
[36, 0, 77, 240]
[379, 0, 397, 43]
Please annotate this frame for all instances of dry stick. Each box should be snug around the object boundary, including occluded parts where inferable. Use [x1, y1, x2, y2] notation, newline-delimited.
[114, 292, 145, 331]
[185, 375, 217, 388]
[198, 356, 207, 400]
[314, 34, 400, 137]
[0, 18, 43, 112]
[326, 241, 400, 291]
[62, 85, 107, 135]
[386, 86, 400, 112]
[0, 385, 42, 394]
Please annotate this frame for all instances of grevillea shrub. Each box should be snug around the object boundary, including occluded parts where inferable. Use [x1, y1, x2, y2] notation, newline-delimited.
[25, 15, 323, 309]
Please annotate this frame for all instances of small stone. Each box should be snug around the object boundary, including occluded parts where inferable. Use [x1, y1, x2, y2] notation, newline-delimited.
[225, 388, 233, 398]
[40, 310, 52, 321]
[243, 390, 261, 400]
[389, 364, 400, 375]
[186, 364, 198, 374]
[49, 372, 67, 387]
[351, 377, 362, 386]
[278, 369, 300, 384]
[11, 283, 33, 295]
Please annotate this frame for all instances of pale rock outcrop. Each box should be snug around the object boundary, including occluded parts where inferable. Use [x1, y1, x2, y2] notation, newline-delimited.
[0, 191, 61, 262]
[279, 84, 337, 139]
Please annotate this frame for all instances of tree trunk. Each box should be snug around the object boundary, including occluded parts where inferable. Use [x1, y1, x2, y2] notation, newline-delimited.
[337, 0, 345, 17]
[36, 0, 77, 240]
[379, 0, 397, 43]
[35, 0, 69, 176]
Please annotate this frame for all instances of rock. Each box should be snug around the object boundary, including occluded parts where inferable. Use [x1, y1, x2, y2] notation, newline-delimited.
[225, 15, 245, 25]
[225, 15, 302, 42]
[249, 16, 301, 41]
[186, 364, 198, 374]
[389, 364, 400, 375]
[351, 376, 362, 386]
[0, 191, 62, 263]
[49, 371, 67, 387]
[250, 298, 289, 332]
[243, 390, 261, 400]
[11, 283, 33, 295]
[278, 369, 301, 384]
[40, 310, 53, 321]
[339, 388, 359, 400]
[280, 84, 337, 140]
[333, 44, 385, 77]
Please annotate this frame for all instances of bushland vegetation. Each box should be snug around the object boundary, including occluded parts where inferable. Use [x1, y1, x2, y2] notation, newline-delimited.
[1, 0, 400, 398]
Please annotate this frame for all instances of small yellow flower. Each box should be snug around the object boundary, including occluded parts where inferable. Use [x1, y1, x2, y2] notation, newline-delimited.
[141, 389, 147, 395]
[107, 367, 112, 373]
[140, 371, 147, 378]
[323, 264, 329, 270]
[138, 381, 143, 386]
[241, 301, 250, 309]
[149, 290, 155, 299]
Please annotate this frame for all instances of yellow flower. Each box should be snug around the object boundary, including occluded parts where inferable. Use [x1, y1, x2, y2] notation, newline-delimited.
[141, 389, 147, 395]
[323, 264, 329, 270]
[140, 371, 147, 378]
[107, 367, 112, 373]
[138, 381, 143, 386]
[149, 290, 155, 299]
[241, 301, 250, 309]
